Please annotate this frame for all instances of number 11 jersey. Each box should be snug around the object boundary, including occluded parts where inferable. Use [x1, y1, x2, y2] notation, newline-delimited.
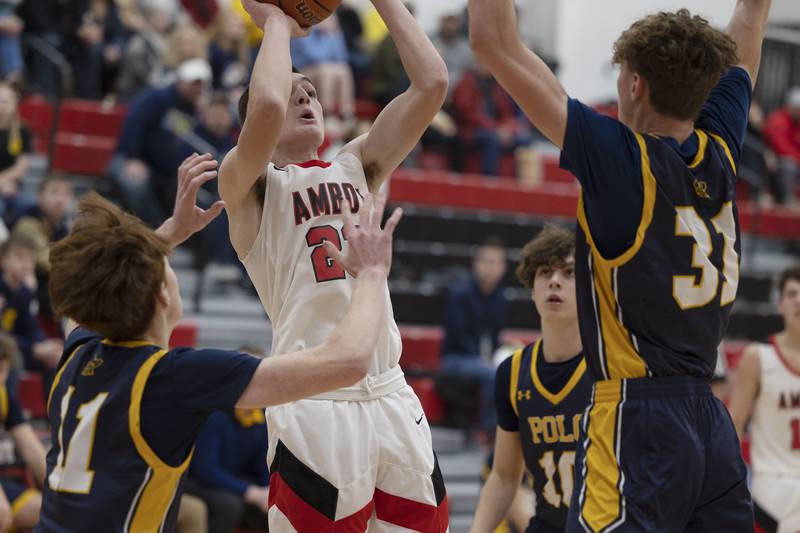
[241, 153, 402, 378]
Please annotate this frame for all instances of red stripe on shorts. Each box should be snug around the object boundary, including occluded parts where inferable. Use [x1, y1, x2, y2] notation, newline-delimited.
[373, 488, 449, 533]
[268, 472, 374, 532]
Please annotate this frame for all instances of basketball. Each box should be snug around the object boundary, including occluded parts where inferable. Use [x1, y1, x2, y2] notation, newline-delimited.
[255, 0, 342, 27]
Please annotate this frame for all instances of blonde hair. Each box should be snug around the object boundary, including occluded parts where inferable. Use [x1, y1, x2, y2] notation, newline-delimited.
[0, 83, 22, 157]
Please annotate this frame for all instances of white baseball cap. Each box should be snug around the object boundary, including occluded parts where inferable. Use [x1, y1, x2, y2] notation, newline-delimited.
[177, 59, 212, 83]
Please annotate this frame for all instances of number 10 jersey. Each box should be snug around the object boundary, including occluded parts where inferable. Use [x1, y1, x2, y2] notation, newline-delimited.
[241, 153, 402, 379]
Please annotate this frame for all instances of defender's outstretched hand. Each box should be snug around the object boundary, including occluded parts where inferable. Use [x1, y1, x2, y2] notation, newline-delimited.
[157, 153, 225, 248]
[323, 194, 402, 278]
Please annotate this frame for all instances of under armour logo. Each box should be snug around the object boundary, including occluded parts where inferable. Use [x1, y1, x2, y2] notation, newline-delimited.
[517, 390, 532, 401]
[693, 179, 710, 199]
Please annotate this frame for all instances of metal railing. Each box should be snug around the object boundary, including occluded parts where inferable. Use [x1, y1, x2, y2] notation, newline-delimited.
[756, 28, 800, 111]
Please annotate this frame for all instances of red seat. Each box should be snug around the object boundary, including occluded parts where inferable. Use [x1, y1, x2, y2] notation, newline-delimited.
[169, 321, 198, 348]
[58, 99, 127, 138]
[355, 99, 381, 120]
[19, 95, 54, 153]
[399, 326, 442, 371]
[50, 133, 115, 177]
[406, 376, 445, 424]
[18, 372, 46, 419]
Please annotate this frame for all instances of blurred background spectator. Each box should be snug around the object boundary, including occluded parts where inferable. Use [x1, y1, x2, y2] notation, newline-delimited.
[0, 0, 24, 84]
[62, 0, 126, 100]
[109, 58, 210, 226]
[764, 87, 800, 209]
[208, 8, 250, 92]
[741, 100, 781, 207]
[0, 81, 29, 225]
[431, 12, 472, 101]
[452, 63, 534, 177]
[440, 237, 508, 440]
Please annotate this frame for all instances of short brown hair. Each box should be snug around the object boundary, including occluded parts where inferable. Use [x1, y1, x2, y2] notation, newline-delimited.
[516, 225, 575, 289]
[49, 192, 171, 340]
[612, 9, 738, 120]
[778, 265, 800, 295]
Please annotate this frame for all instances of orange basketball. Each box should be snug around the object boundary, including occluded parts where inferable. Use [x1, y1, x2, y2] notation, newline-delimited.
[256, 0, 342, 27]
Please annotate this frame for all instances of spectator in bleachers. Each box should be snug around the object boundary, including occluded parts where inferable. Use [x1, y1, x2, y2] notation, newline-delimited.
[741, 100, 781, 206]
[370, 26, 407, 107]
[431, 13, 472, 101]
[0, 332, 46, 533]
[62, 0, 126, 99]
[0, 81, 30, 224]
[290, 15, 355, 138]
[110, 58, 211, 227]
[764, 87, 800, 209]
[165, 21, 208, 71]
[208, 8, 251, 92]
[178, 93, 237, 267]
[15, 0, 64, 97]
[0, 233, 62, 381]
[187, 344, 268, 533]
[441, 237, 508, 437]
[115, 0, 177, 102]
[12, 174, 74, 337]
[452, 63, 534, 177]
[0, 0, 23, 83]
[336, 2, 370, 95]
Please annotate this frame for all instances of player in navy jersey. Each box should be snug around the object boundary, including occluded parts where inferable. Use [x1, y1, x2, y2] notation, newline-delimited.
[469, 0, 773, 531]
[36, 153, 402, 533]
[472, 226, 592, 533]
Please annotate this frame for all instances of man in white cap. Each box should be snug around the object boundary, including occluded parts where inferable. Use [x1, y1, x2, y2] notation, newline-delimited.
[109, 59, 213, 226]
[764, 87, 800, 207]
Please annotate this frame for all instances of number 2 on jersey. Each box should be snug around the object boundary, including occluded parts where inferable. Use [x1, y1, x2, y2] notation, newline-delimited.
[306, 225, 346, 283]
[48, 387, 108, 494]
[673, 202, 739, 309]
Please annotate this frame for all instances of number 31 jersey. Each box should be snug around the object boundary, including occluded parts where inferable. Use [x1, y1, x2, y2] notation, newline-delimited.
[241, 153, 401, 377]
[575, 130, 740, 380]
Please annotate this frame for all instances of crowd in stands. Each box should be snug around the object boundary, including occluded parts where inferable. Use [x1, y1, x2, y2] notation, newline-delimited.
[0, 0, 797, 529]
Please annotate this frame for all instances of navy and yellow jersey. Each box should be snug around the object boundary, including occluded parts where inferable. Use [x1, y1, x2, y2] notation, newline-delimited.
[495, 340, 593, 531]
[36, 328, 260, 533]
[0, 380, 26, 431]
[560, 67, 752, 380]
[0, 276, 44, 364]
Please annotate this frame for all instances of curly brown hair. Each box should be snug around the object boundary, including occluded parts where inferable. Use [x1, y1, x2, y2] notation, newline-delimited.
[516, 225, 575, 289]
[613, 9, 738, 121]
[49, 192, 170, 341]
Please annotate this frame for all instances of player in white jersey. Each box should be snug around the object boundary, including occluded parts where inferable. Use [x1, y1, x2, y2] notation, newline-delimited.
[219, 1, 449, 531]
[730, 265, 800, 533]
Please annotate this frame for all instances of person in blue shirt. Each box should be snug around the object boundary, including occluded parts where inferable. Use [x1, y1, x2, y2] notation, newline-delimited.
[0, 232, 62, 381]
[187, 404, 269, 533]
[469, 1, 773, 531]
[36, 153, 402, 533]
[109, 59, 211, 227]
[441, 236, 508, 435]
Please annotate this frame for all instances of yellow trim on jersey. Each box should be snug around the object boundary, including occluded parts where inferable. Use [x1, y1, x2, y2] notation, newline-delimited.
[576, 133, 657, 268]
[128, 349, 193, 532]
[688, 130, 709, 169]
[102, 339, 155, 349]
[530, 340, 587, 405]
[10, 488, 38, 518]
[509, 348, 524, 416]
[591, 259, 647, 379]
[0, 385, 7, 424]
[47, 344, 86, 412]
[707, 131, 737, 174]
[581, 380, 624, 532]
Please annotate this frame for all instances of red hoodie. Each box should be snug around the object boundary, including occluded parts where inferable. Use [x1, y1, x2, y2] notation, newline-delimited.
[764, 107, 800, 161]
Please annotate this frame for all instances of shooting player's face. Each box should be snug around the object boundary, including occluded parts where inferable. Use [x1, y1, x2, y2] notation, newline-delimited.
[278, 73, 325, 149]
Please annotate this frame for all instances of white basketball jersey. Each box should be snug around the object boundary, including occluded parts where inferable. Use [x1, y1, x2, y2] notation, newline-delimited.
[241, 152, 402, 377]
[749, 340, 800, 477]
